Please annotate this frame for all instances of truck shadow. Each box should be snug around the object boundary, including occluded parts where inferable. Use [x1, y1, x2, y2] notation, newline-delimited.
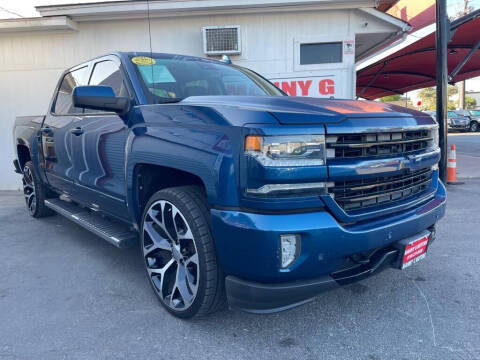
[40, 212, 429, 332]
[3, 188, 475, 359]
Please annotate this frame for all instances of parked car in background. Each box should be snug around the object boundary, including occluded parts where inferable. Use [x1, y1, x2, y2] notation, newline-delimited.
[464, 110, 480, 132]
[12, 52, 446, 318]
[448, 110, 471, 132]
[468, 109, 480, 118]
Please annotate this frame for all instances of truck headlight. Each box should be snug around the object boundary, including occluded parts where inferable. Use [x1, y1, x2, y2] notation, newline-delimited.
[245, 135, 326, 166]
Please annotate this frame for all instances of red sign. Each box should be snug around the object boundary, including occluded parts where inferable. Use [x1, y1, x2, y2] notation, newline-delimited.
[402, 234, 430, 269]
[272, 78, 336, 97]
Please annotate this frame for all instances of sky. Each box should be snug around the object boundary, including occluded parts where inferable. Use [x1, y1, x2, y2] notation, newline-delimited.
[1, 0, 479, 93]
[447, 0, 480, 17]
[2, 0, 479, 20]
[0, 0, 121, 18]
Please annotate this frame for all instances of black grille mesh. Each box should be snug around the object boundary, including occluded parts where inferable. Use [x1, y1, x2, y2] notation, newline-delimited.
[330, 168, 433, 211]
[327, 130, 433, 159]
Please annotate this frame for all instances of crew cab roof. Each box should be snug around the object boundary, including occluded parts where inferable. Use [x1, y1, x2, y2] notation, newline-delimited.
[66, 51, 227, 73]
[117, 52, 226, 66]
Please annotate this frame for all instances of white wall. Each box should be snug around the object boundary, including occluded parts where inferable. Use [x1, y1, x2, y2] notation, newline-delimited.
[0, 8, 393, 189]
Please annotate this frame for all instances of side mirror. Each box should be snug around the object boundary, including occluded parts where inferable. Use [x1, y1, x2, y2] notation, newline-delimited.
[72, 86, 129, 115]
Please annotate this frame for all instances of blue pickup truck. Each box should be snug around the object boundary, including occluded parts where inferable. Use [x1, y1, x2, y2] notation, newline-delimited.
[13, 52, 446, 318]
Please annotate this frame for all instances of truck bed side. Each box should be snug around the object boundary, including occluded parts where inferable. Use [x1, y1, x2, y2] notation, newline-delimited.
[13, 115, 45, 174]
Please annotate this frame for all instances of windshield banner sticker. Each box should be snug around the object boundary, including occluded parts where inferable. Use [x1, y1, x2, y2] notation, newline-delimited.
[131, 56, 156, 66]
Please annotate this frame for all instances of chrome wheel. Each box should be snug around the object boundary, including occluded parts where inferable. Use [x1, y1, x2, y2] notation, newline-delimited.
[22, 165, 36, 215]
[142, 200, 199, 311]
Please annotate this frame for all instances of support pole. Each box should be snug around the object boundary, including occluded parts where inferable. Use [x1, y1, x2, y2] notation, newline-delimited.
[436, 0, 449, 183]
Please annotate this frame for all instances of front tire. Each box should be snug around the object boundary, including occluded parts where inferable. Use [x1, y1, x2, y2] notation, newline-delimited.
[22, 161, 54, 218]
[469, 122, 478, 132]
[140, 186, 225, 318]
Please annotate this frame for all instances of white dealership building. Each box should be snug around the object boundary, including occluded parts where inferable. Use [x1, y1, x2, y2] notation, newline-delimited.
[0, 0, 408, 190]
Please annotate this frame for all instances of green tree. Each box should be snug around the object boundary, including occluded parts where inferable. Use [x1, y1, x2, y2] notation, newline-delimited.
[417, 85, 458, 110]
[448, 101, 457, 110]
[379, 95, 402, 102]
[418, 87, 436, 110]
[449, 85, 459, 97]
[465, 96, 477, 109]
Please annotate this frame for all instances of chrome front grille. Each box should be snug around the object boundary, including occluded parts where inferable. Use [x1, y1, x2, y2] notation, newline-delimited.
[326, 130, 433, 159]
[329, 168, 433, 211]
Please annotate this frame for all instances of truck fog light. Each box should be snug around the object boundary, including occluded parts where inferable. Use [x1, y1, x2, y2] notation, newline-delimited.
[280, 234, 301, 268]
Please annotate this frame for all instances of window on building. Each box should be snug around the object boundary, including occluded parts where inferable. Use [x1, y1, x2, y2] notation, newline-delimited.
[53, 66, 88, 115]
[300, 42, 343, 65]
[89, 60, 128, 97]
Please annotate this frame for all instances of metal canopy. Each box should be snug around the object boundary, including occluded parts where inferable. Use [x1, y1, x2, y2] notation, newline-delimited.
[356, 9, 480, 100]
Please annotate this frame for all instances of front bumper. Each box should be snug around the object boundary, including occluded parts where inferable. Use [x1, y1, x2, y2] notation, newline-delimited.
[448, 124, 469, 130]
[211, 181, 446, 313]
[225, 236, 417, 313]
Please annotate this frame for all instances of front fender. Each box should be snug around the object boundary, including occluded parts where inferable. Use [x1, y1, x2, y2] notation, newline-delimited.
[125, 124, 240, 224]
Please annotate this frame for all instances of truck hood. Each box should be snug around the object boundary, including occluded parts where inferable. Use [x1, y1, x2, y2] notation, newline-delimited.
[181, 96, 430, 125]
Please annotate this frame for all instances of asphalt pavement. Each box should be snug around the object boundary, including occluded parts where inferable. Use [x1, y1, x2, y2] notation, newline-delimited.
[0, 135, 479, 360]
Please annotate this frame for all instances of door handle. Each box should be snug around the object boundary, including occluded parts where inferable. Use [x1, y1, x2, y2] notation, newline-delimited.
[70, 127, 84, 136]
[41, 127, 52, 135]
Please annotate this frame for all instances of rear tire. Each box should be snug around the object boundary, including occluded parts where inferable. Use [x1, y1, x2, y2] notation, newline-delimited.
[22, 161, 54, 218]
[140, 186, 225, 318]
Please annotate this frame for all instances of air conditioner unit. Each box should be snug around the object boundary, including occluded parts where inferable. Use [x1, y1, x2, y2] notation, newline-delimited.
[202, 26, 241, 56]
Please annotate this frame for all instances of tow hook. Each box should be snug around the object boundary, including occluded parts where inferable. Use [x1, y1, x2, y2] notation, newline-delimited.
[350, 253, 370, 265]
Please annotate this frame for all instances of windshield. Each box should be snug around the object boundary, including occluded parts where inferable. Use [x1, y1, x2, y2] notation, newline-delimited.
[470, 110, 480, 116]
[130, 55, 284, 104]
[448, 111, 458, 117]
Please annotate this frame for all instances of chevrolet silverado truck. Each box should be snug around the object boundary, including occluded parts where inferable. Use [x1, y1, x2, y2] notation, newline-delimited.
[13, 52, 446, 318]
